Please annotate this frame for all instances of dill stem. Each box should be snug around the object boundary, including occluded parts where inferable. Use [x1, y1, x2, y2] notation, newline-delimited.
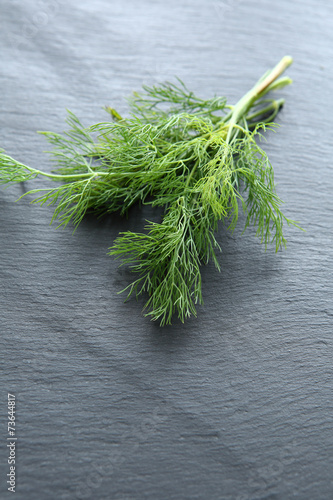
[37, 170, 108, 180]
[185, 160, 199, 188]
[16, 161, 109, 181]
[246, 99, 283, 121]
[224, 56, 293, 143]
[255, 56, 293, 96]
[247, 98, 285, 127]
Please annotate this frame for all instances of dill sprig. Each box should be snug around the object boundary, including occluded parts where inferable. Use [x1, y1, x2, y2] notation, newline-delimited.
[0, 56, 299, 325]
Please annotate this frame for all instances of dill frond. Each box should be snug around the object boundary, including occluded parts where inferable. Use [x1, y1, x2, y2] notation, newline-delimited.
[0, 56, 299, 325]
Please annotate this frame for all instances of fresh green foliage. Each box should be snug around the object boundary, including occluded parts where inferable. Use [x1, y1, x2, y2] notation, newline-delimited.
[0, 56, 299, 325]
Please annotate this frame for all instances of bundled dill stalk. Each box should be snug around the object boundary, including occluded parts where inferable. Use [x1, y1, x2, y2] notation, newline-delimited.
[0, 56, 298, 325]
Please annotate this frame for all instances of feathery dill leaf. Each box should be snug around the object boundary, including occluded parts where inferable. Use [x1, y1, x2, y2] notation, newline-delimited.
[0, 56, 300, 325]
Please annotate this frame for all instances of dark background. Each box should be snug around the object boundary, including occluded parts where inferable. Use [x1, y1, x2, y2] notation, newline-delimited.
[1, 1, 332, 499]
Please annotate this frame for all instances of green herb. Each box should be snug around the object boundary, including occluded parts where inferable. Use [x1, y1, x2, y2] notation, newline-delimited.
[0, 56, 299, 325]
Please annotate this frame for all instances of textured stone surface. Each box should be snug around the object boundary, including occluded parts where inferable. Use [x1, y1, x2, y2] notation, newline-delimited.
[1, 0, 333, 499]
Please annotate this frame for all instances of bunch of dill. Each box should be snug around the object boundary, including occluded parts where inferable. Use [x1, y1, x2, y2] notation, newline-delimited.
[0, 56, 299, 325]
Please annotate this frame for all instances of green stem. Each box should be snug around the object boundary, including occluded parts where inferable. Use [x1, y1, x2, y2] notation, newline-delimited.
[246, 98, 283, 121]
[185, 159, 199, 188]
[246, 98, 285, 127]
[20, 161, 109, 181]
[224, 56, 293, 143]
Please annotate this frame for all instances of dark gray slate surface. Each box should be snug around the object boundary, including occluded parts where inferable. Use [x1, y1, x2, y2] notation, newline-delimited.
[1, 1, 333, 499]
